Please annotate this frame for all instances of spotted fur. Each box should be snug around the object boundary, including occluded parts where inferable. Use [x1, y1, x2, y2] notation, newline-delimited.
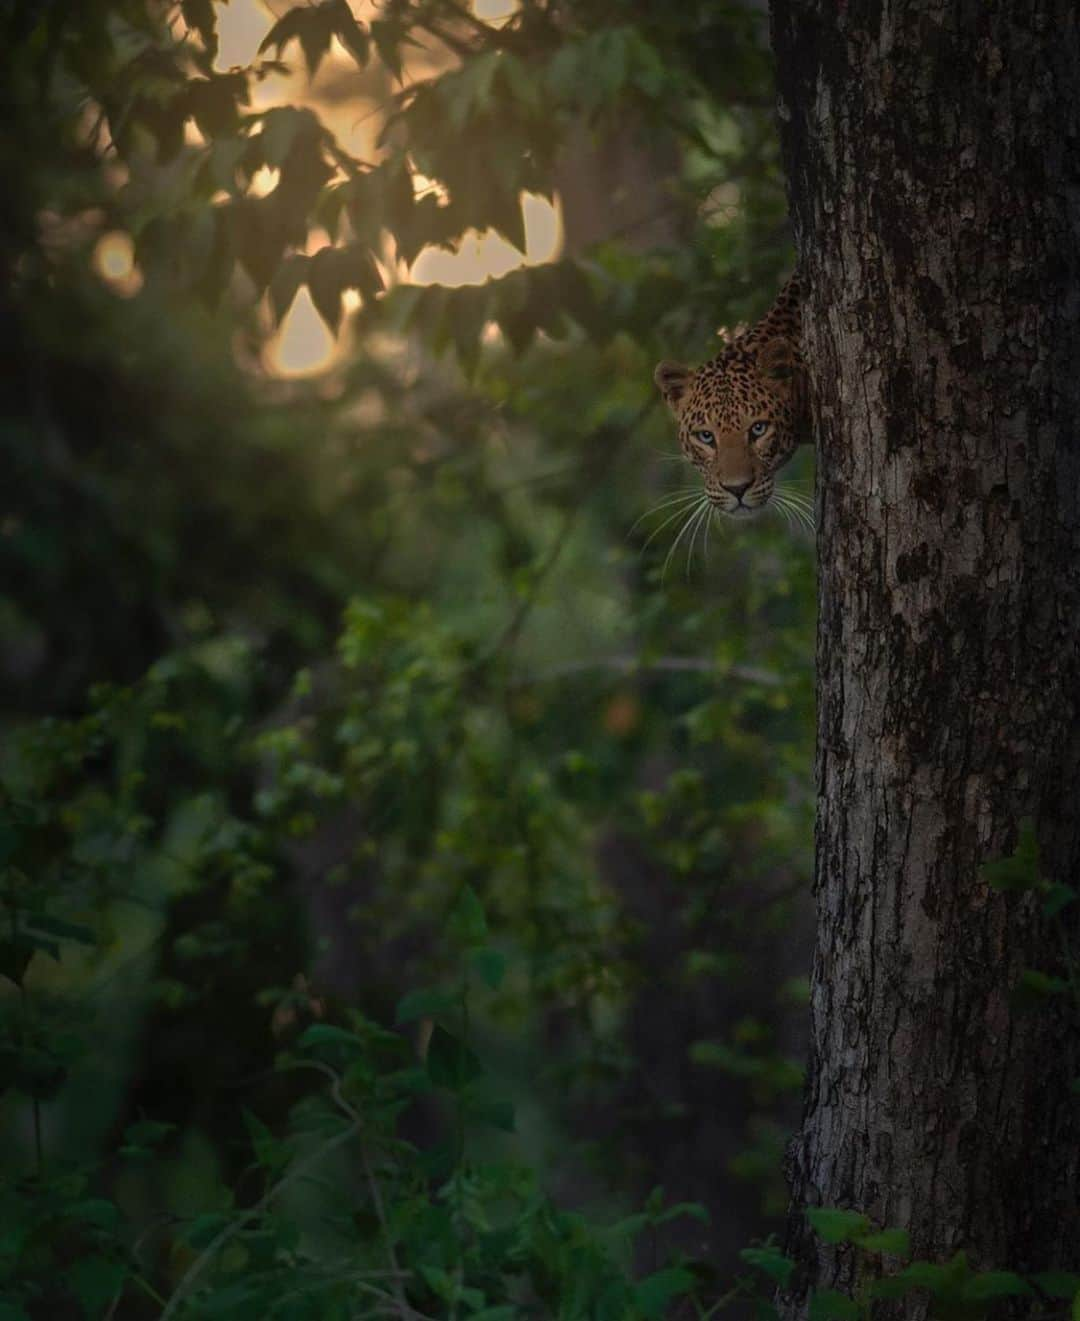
[654, 276, 809, 519]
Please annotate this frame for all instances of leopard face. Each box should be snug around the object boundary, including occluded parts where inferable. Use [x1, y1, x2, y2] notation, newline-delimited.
[654, 337, 805, 519]
[652, 275, 808, 519]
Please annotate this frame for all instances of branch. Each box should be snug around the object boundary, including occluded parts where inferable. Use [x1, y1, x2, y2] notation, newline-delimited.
[480, 400, 655, 668]
[284, 1058, 416, 1319]
[508, 655, 783, 688]
[159, 1120, 362, 1321]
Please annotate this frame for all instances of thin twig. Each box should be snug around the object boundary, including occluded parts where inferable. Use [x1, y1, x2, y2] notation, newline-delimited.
[284, 1059, 415, 1319]
[159, 1120, 362, 1321]
[481, 401, 655, 667]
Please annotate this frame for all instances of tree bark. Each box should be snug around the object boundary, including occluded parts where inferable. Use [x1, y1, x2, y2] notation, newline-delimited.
[768, 2, 1080, 1313]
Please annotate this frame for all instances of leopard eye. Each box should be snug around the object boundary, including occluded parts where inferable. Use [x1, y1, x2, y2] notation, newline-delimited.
[748, 420, 771, 439]
[693, 429, 716, 447]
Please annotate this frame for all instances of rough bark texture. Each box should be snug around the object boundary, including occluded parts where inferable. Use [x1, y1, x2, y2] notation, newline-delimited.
[768, 2, 1080, 1313]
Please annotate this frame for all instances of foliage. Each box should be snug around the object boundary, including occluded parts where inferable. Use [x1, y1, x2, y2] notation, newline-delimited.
[0, 0, 821, 1316]
[740, 1211, 1080, 1321]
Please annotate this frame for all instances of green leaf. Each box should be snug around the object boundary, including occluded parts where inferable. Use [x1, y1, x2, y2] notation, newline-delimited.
[8, 929, 61, 963]
[298, 1023, 365, 1053]
[740, 1245, 795, 1287]
[447, 283, 491, 376]
[471, 1309, 516, 1321]
[893, 1262, 947, 1292]
[486, 189, 526, 257]
[962, 1272, 1033, 1302]
[259, 4, 337, 77]
[269, 256, 309, 324]
[68, 1199, 121, 1231]
[68, 1256, 126, 1317]
[449, 884, 488, 946]
[231, 199, 288, 295]
[1072, 1286, 1080, 1321]
[307, 247, 344, 333]
[242, 1107, 286, 1172]
[869, 1275, 926, 1302]
[334, 242, 385, 303]
[182, 0, 218, 53]
[1043, 883, 1077, 919]
[25, 914, 96, 945]
[859, 1228, 910, 1257]
[805, 1207, 871, 1245]
[654, 1201, 710, 1227]
[182, 1212, 231, 1249]
[0, 938, 35, 986]
[634, 1267, 695, 1318]
[1033, 1272, 1080, 1299]
[981, 817, 1040, 891]
[185, 73, 246, 139]
[466, 1092, 515, 1132]
[370, 18, 407, 81]
[470, 946, 506, 991]
[124, 1118, 175, 1148]
[259, 107, 305, 170]
[1012, 967, 1069, 1010]
[426, 1025, 483, 1090]
[809, 1290, 860, 1321]
[337, 9, 370, 66]
[0, 822, 20, 866]
[395, 987, 456, 1024]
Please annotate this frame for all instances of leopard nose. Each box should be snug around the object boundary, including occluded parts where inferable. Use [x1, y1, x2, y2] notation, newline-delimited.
[720, 481, 752, 499]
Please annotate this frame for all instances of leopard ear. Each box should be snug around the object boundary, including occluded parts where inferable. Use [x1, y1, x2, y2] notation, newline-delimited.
[755, 336, 801, 384]
[654, 361, 693, 413]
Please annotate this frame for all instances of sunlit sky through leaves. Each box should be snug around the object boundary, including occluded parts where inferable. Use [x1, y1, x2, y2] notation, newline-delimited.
[206, 0, 562, 376]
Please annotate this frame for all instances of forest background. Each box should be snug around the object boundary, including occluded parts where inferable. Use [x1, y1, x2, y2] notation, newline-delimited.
[1, 1, 821, 1316]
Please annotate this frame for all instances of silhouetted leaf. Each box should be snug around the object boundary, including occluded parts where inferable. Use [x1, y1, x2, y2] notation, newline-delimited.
[181, 0, 217, 54]
[269, 256, 309, 323]
[308, 246, 343, 333]
[426, 1025, 483, 1090]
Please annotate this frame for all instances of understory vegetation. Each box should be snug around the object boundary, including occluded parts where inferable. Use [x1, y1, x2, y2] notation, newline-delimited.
[4, 2, 1076, 1318]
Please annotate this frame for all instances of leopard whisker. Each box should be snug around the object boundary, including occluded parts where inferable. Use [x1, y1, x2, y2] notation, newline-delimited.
[685, 500, 712, 578]
[780, 498, 815, 535]
[771, 499, 795, 533]
[772, 494, 809, 533]
[773, 484, 816, 533]
[628, 489, 703, 538]
[778, 490, 815, 518]
[661, 497, 709, 582]
[778, 482, 814, 510]
[638, 494, 706, 550]
[702, 510, 712, 563]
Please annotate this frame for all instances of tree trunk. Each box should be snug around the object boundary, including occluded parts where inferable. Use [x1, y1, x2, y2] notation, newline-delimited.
[768, 2, 1080, 1312]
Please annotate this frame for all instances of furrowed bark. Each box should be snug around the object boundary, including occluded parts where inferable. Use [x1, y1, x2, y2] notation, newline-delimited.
[768, 3, 1080, 1313]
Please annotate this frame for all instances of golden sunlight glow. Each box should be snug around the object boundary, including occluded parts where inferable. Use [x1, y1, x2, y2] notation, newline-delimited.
[265, 286, 338, 377]
[217, 0, 561, 377]
[474, 0, 519, 23]
[248, 165, 281, 198]
[264, 192, 562, 378]
[93, 231, 143, 297]
[409, 192, 563, 287]
[215, 0, 272, 68]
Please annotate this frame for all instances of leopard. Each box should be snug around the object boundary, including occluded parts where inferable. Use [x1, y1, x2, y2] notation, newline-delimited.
[653, 274, 810, 520]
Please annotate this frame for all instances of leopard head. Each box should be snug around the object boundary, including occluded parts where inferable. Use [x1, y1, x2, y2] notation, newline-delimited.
[654, 336, 805, 519]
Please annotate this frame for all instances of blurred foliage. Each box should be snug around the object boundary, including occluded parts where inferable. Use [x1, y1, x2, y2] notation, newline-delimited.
[0, 0, 818, 1316]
